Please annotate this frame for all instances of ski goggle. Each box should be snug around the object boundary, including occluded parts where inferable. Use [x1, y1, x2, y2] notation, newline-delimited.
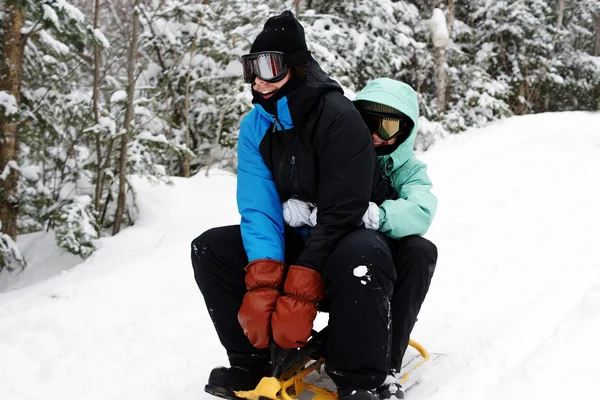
[360, 111, 414, 141]
[241, 51, 289, 84]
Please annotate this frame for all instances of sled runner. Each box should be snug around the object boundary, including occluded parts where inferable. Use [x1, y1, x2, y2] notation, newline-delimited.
[206, 328, 436, 400]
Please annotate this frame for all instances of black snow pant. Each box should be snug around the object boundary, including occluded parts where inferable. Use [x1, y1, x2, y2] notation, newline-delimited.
[191, 225, 437, 390]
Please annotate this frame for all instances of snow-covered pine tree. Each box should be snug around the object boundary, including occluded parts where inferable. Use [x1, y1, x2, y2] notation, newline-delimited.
[303, 0, 422, 93]
[439, 0, 511, 132]
[470, 0, 555, 115]
[546, 0, 600, 112]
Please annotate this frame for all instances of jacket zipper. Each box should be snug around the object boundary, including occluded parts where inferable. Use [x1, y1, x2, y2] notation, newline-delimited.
[271, 110, 299, 195]
[289, 156, 296, 179]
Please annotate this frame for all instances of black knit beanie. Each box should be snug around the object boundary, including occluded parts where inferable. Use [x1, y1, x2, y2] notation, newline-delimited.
[250, 10, 311, 65]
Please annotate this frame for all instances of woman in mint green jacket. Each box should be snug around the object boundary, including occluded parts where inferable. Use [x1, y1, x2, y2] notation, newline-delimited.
[354, 77, 437, 238]
[282, 78, 438, 400]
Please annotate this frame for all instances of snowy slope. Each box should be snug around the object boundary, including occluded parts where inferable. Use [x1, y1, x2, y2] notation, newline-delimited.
[1, 112, 599, 400]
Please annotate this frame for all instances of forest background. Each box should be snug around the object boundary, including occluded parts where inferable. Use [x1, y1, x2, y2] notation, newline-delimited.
[1, 0, 599, 271]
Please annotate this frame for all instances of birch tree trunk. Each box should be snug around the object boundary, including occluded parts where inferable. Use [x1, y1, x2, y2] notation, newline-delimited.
[113, 0, 141, 235]
[0, 2, 26, 240]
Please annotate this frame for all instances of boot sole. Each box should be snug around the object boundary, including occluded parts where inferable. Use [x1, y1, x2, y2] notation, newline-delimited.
[205, 384, 275, 400]
[205, 384, 244, 400]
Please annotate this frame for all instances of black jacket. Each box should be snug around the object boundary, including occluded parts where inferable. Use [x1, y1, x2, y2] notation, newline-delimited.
[237, 58, 396, 271]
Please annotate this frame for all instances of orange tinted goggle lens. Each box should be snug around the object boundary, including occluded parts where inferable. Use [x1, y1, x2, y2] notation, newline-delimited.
[362, 114, 404, 140]
[378, 118, 402, 140]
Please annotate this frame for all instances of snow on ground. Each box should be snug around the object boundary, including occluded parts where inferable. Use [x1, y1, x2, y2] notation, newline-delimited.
[1, 112, 599, 400]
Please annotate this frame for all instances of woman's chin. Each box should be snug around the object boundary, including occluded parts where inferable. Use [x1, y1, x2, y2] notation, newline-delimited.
[260, 90, 277, 99]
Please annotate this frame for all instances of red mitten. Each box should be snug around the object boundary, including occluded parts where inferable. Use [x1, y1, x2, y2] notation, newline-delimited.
[238, 259, 287, 349]
[271, 265, 325, 348]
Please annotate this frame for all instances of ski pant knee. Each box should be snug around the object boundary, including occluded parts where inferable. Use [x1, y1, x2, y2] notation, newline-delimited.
[395, 235, 438, 274]
[324, 229, 397, 287]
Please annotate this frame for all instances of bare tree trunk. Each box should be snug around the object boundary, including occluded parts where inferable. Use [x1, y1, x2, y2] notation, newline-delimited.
[93, 0, 104, 212]
[595, 14, 600, 57]
[182, 26, 202, 178]
[113, 0, 141, 235]
[0, 3, 26, 240]
[206, 98, 234, 177]
[447, 0, 455, 37]
[516, 82, 527, 115]
[431, 7, 448, 115]
[557, 0, 566, 32]
[553, 0, 566, 47]
[294, 0, 301, 15]
[435, 47, 447, 114]
[546, 0, 567, 111]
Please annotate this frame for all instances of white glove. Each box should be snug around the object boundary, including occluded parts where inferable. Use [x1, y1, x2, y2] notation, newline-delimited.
[309, 206, 318, 227]
[309, 202, 380, 230]
[282, 198, 315, 227]
[362, 202, 380, 230]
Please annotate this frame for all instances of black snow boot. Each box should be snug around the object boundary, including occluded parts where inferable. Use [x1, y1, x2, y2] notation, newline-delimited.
[205, 365, 270, 399]
[337, 387, 380, 400]
[377, 375, 404, 400]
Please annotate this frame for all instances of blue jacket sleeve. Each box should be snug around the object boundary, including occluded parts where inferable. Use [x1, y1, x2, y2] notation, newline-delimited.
[236, 117, 285, 263]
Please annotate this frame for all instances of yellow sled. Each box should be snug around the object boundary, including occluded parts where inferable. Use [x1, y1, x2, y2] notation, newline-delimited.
[232, 329, 432, 400]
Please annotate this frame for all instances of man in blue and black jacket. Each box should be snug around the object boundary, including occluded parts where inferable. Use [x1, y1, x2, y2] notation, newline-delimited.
[192, 11, 405, 400]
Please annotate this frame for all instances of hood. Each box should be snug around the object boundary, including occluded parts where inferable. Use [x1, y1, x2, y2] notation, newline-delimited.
[254, 56, 343, 129]
[353, 78, 419, 171]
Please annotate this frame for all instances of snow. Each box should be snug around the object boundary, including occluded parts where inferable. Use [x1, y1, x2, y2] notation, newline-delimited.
[19, 165, 40, 181]
[99, 116, 117, 136]
[430, 8, 449, 48]
[42, 5, 60, 26]
[0, 91, 18, 116]
[38, 30, 70, 55]
[52, 0, 86, 24]
[353, 265, 368, 278]
[1, 112, 600, 400]
[110, 90, 128, 103]
[93, 29, 110, 50]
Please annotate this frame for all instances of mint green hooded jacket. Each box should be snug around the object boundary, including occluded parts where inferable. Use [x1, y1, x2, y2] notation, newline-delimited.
[353, 78, 437, 239]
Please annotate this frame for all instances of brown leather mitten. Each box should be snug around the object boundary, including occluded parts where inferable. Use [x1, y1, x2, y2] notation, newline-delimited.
[238, 259, 287, 349]
[271, 265, 325, 349]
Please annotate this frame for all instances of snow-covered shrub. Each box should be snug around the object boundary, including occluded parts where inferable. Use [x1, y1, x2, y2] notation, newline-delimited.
[0, 223, 26, 272]
[51, 196, 98, 258]
[415, 117, 448, 152]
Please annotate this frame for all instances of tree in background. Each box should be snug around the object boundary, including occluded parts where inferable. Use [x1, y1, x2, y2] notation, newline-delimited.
[0, 0, 26, 271]
[1, 0, 599, 271]
[0, 0, 99, 270]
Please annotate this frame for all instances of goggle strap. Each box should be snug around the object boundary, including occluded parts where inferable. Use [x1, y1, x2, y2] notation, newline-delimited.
[284, 50, 312, 66]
